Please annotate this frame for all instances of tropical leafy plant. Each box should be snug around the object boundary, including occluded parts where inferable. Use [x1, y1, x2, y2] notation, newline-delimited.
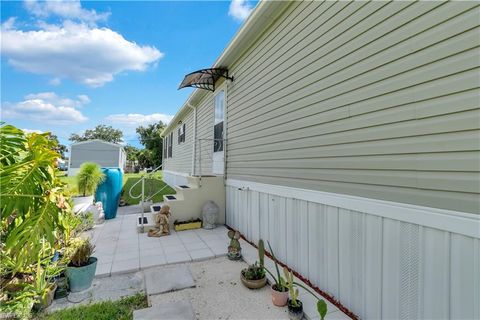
[76, 162, 105, 197]
[0, 124, 71, 274]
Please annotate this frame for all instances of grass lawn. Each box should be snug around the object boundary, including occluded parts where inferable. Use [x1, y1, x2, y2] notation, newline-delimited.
[122, 172, 175, 205]
[60, 171, 175, 205]
[37, 293, 148, 320]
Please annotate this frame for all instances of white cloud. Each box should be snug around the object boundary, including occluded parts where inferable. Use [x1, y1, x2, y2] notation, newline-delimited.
[24, 92, 90, 108]
[1, 19, 163, 87]
[22, 128, 43, 134]
[2, 92, 89, 125]
[228, 0, 253, 21]
[24, 0, 110, 25]
[49, 77, 61, 86]
[105, 113, 173, 127]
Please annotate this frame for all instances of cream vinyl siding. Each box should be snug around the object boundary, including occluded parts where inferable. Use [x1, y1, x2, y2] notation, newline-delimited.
[225, 1, 480, 213]
[194, 94, 215, 176]
[163, 110, 194, 174]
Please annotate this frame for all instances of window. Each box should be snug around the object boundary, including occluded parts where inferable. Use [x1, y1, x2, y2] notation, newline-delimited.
[163, 137, 167, 158]
[168, 132, 173, 157]
[213, 90, 224, 152]
[163, 133, 173, 158]
[178, 123, 186, 144]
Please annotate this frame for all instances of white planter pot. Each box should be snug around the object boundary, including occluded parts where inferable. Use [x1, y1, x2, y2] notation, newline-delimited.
[72, 195, 94, 214]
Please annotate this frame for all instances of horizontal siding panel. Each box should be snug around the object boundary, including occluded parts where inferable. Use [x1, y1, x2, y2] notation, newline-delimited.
[229, 2, 476, 122]
[228, 151, 480, 172]
[229, 48, 480, 140]
[227, 168, 479, 193]
[226, 174, 480, 213]
[227, 131, 479, 163]
[228, 86, 479, 147]
[228, 110, 480, 155]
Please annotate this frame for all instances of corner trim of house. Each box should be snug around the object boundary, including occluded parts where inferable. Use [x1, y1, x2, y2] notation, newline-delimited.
[226, 179, 480, 238]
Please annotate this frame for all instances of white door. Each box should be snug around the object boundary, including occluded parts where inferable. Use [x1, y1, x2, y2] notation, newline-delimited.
[212, 89, 225, 174]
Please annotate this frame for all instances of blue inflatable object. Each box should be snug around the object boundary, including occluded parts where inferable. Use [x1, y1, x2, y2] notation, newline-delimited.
[95, 168, 123, 220]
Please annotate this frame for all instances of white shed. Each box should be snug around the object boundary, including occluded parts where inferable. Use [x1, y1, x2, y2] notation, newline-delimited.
[68, 140, 126, 176]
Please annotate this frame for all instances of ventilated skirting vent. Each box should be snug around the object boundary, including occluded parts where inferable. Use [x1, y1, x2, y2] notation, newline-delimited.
[166, 195, 177, 200]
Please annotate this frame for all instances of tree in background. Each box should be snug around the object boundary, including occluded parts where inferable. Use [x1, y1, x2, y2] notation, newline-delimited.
[124, 145, 140, 172]
[69, 125, 123, 144]
[136, 122, 165, 168]
[137, 149, 154, 169]
[47, 133, 68, 158]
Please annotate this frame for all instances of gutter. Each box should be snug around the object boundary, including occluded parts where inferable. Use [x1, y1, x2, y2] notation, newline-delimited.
[161, 0, 290, 136]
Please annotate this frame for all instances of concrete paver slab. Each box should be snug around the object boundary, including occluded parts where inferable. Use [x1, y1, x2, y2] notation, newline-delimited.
[133, 300, 195, 320]
[144, 265, 195, 295]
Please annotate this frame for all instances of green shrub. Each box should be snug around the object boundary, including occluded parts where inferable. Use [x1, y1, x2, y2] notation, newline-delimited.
[0, 124, 71, 273]
[65, 238, 95, 267]
[76, 162, 105, 196]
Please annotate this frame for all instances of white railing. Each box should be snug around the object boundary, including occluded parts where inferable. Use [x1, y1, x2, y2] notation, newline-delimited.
[128, 163, 165, 232]
[196, 138, 225, 187]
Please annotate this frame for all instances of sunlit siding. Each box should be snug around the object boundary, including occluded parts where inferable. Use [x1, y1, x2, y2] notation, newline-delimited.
[164, 110, 194, 174]
[225, 1, 480, 213]
[194, 94, 215, 176]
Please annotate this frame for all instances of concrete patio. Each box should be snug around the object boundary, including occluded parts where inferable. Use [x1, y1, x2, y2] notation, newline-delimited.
[85, 204, 229, 277]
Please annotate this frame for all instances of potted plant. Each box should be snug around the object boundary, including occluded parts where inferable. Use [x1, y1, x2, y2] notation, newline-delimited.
[65, 238, 97, 292]
[72, 162, 105, 213]
[173, 218, 202, 231]
[241, 262, 267, 289]
[240, 239, 266, 289]
[30, 263, 57, 311]
[258, 239, 288, 306]
[284, 266, 328, 320]
[45, 260, 69, 299]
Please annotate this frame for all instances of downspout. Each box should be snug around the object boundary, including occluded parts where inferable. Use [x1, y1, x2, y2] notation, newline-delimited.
[188, 102, 196, 176]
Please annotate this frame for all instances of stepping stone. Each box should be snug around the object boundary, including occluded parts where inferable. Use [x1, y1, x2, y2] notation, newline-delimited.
[144, 265, 195, 295]
[133, 300, 195, 320]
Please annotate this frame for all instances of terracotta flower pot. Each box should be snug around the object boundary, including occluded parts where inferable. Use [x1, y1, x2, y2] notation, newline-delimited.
[271, 284, 289, 307]
[287, 299, 304, 320]
[240, 269, 267, 289]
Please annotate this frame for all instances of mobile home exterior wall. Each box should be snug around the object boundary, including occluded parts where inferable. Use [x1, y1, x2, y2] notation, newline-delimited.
[224, 2, 479, 319]
[68, 140, 126, 176]
[163, 110, 195, 186]
[164, 1, 480, 318]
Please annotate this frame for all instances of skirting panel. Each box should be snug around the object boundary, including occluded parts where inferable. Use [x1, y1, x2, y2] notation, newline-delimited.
[162, 170, 189, 187]
[226, 180, 480, 319]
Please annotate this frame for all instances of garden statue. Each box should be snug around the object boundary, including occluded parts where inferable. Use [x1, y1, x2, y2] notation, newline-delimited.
[147, 205, 171, 237]
[202, 200, 219, 229]
[94, 201, 105, 224]
[227, 230, 242, 260]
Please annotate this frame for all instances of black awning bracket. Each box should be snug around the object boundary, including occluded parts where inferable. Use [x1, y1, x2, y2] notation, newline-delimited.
[178, 68, 234, 92]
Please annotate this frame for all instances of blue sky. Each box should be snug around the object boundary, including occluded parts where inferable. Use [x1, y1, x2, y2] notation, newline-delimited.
[1, 0, 255, 147]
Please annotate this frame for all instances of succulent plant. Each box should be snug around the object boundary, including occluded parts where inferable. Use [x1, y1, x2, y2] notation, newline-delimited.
[243, 262, 266, 281]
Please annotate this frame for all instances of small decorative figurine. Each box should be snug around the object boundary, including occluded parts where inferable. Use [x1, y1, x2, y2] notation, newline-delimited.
[148, 205, 171, 237]
[227, 230, 242, 260]
[202, 200, 219, 229]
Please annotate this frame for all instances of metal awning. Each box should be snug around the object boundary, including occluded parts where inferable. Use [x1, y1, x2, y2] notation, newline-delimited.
[178, 68, 233, 92]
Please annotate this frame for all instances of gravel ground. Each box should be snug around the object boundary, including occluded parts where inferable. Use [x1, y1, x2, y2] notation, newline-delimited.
[148, 257, 289, 320]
